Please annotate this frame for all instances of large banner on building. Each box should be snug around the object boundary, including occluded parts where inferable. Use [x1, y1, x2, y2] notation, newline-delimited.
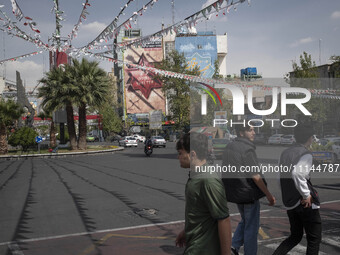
[124, 38, 165, 114]
[175, 35, 217, 78]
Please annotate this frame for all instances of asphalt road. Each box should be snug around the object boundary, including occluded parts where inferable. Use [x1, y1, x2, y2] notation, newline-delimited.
[0, 142, 339, 255]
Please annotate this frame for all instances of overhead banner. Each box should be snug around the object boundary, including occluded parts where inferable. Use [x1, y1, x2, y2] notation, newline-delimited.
[124, 38, 165, 114]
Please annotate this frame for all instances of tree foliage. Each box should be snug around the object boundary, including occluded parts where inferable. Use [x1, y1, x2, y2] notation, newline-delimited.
[0, 99, 24, 154]
[156, 50, 199, 130]
[8, 127, 38, 152]
[288, 52, 331, 134]
[68, 58, 111, 150]
[38, 58, 110, 150]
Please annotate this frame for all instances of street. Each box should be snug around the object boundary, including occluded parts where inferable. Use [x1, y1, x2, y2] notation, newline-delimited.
[0, 142, 339, 255]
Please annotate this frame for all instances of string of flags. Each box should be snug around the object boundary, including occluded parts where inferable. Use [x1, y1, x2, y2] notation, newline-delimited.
[10, 0, 23, 21]
[0, 51, 40, 65]
[51, 0, 64, 44]
[10, 0, 42, 34]
[78, 0, 159, 53]
[109, 0, 246, 53]
[0, 8, 50, 51]
[68, 0, 91, 41]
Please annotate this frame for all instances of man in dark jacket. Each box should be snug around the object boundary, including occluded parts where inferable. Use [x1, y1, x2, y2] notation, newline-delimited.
[273, 124, 321, 255]
[222, 124, 276, 255]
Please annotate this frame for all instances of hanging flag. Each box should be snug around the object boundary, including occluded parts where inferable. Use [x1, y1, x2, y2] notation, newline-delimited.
[10, 0, 23, 21]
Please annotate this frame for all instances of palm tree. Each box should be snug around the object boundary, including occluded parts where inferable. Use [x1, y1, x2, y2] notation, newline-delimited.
[38, 66, 78, 150]
[69, 58, 110, 150]
[0, 99, 24, 154]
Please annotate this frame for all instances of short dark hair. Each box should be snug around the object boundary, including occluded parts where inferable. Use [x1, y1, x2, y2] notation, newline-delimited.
[176, 132, 208, 160]
[235, 124, 253, 137]
[294, 123, 314, 144]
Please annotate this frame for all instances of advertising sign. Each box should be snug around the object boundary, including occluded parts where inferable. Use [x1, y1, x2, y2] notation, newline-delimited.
[124, 38, 165, 114]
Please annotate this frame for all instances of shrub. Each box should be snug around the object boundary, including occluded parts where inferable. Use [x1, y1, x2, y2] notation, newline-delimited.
[8, 127, 38, 152]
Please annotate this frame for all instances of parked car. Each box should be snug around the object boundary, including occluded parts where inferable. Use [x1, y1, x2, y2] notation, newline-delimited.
[132, 134, 146, 143]
[281, 135, 296, 145]
[118, 136, 138, 147]
[151, 136, 166, 148]
[254, 133, 267, 144]
[268, 134, 284, 145]
[211, 138, 231, 159]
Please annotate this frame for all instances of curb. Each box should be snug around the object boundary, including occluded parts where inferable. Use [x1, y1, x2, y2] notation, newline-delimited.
[0, 147, 125, 160]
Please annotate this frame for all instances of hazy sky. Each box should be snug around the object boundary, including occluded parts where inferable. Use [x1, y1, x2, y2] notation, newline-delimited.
[0, 0, 339, 88]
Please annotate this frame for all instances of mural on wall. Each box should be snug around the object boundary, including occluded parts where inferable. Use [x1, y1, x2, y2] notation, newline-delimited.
[124, 38, 165, 114]
[175, 35, 217, 78]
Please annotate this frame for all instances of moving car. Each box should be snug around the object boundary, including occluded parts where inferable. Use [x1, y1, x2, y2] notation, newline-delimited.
[268, 134, 284, 145]
[151, 136, 166, 148]
[281, 135, 296, 145]
[118, 136, 138, 147]
[132, 134, 146, 143]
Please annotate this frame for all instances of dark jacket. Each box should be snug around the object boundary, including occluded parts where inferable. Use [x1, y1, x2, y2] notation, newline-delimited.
[222, 137, 266, 204]
[279, 144, 312, 208]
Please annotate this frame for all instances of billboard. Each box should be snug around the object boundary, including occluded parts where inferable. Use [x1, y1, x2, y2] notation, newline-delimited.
[175, 35, 217, 78]
[124, 38, 165, 114]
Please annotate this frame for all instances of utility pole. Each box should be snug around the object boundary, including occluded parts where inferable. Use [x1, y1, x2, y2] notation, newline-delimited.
[319, 39, 322, 66]
[172, 0, 175, 25]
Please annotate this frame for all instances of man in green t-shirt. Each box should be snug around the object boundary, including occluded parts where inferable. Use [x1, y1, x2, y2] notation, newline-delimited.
[175, 132, 231, 255]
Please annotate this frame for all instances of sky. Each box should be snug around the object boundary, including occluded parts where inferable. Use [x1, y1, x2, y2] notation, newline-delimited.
[0, 0, 340, 89]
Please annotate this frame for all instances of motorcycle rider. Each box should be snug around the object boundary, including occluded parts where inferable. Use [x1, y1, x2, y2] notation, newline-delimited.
[144, 136, 153, 154]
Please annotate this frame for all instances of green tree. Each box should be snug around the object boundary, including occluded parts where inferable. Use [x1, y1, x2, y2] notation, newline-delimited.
[8, 126, 38, 152]
[68, 58, 110, 150]
[330, 55, 340, 78]
[38, 66, 78, 150]
[99, 104, 122, 135]
[0, 99, 24, 154]
[156, 50, 199, 131]
[287, 52, 328, 134]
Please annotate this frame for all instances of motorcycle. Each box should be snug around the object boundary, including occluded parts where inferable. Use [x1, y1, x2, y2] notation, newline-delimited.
[144, 144, 153, 156]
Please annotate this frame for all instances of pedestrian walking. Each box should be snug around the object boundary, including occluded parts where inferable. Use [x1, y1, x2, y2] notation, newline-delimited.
[222, 124, 276, 255]
[175, 132, 232, 255]
[273, 123, 321, 255]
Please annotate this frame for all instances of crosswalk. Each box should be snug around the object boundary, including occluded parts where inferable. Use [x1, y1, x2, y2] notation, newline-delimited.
[264, 243, 327, 255]
[259, 234, 338, 255]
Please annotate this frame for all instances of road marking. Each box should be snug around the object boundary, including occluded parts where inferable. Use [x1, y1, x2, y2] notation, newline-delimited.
[265, 243, 327, 255]
[0, 210, 272, 247]
[79, 233, 113, 255]
[258, 227, 270, 240]
[7, 243, 24, 255]
[320, 199, 340, 205]
[0, 200, 339, 248]
[321, 235, 340, 247]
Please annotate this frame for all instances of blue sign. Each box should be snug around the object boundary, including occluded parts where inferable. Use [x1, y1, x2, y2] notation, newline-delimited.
[35, 136, 43, 143]
[175, 35, 217, 78]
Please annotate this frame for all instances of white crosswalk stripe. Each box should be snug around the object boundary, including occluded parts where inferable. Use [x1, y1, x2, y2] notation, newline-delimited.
[264, 243, 328, 255]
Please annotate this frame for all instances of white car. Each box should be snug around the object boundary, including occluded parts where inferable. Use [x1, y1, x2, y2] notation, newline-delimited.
[119, 136, 138, 147]
[132, 134, 146, 143]
[268, 134, 284, 145]
[281, 135, 296, 145]
[151, 136, 166, 148]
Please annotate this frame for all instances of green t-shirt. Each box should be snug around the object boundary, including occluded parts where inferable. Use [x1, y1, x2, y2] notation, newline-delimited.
[184, 171, 229, 255]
